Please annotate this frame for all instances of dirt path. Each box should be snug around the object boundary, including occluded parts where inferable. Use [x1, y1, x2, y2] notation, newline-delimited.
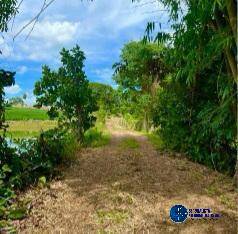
[17, 119, 237, 233]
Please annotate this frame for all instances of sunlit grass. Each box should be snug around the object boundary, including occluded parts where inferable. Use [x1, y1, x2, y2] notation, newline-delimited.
[5, 107, 49, 120]
[1, 120, 57, 139]
[84, 122, 110, 147]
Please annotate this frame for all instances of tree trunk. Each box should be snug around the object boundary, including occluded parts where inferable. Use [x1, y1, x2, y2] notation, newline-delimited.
[76, 106, 84, 143]
[214, 3, 237, 83]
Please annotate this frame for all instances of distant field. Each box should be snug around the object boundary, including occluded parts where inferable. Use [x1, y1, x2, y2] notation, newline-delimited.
[2, 120, 57, 139]
[5, 107, 49, 121]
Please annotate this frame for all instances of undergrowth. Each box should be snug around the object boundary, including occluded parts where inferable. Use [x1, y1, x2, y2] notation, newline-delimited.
[0, 128, 79, 231]
[84, 122, 110, 148]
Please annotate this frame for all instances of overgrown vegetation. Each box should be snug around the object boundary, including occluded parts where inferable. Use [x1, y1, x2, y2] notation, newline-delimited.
[0, 0, 237, 231]
[0, 128, 79, 229]
[114, 0, 237, 177]
[84, 122, 110, 148]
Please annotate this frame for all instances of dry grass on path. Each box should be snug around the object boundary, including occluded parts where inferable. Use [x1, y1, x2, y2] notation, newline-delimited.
[16, 118, 237, 233]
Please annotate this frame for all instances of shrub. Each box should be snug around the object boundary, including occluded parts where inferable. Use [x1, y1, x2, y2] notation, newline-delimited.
[152, 75, 236, 175]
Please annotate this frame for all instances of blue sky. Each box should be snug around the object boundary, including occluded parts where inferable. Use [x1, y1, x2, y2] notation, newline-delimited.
[0, 0, 170, 105]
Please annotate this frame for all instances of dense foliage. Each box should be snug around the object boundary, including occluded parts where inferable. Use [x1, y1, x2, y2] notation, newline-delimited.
[0, 0, 17, 33]
[89, 82, 117, 117]
[113, 41, 168, 131]
[132, 0, 237, 176]
[34, 45, 98, 142]
[0, 70, 15, 134]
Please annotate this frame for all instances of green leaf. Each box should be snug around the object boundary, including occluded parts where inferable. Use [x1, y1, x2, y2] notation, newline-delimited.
[2, 164, 12, 173]
[8, 208, 26, 220]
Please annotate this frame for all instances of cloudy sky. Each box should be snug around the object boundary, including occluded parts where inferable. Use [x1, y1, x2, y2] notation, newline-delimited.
[1, 0, 170, 104]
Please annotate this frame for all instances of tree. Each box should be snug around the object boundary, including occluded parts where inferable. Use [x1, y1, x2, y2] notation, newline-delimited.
[141, 0, 237, 177]
[113, 41, 168, 131]
[23, 93, 27, 100]
[0, 70, 15, 132]
[89, 82, 116, 115]
[34, 45, 98, 142]
[0, 0, 17, 33]
[113, 41, 167, 95]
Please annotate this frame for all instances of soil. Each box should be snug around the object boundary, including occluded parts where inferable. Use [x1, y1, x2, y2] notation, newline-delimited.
[16, 119, 237, 233]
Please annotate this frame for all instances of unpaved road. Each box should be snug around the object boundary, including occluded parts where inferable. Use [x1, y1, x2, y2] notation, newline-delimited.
[17, 119, 237, 233]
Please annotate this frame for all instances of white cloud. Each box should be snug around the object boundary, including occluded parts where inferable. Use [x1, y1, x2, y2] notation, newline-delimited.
[17, 65, 28, 74]
[12, 19, 80, 62]
[2, 0, 167, 63]
[28, 20, 80, 43]
[4, 84, 22, 95]
[0, 0, 171, 91]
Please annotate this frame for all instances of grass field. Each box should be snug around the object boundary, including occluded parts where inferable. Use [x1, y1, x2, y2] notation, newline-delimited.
[1, 107, 56, 139]
[5, 107, 49, 120]
[2, 120, 57, 139]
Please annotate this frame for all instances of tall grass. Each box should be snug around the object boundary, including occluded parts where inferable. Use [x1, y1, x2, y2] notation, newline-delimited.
[147, 133, 164, 150]
[84, 122, 110, 147]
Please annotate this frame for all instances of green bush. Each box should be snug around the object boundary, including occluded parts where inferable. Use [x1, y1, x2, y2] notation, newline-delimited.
[152, 75, 236, 175]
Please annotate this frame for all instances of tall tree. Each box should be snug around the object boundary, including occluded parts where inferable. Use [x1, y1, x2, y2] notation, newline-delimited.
[34, 45, 98, 142]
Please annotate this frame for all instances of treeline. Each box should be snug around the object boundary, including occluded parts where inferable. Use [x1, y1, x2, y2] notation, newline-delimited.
[112, 0, 237, 177]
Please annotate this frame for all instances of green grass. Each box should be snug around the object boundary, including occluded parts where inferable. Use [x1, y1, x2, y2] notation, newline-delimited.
[5, 107, 49, 120]
[84, 122, 110, 147]
[1, 120, 57, 139]
[147, 132, 164, 150]
[119, 137, 139, 149]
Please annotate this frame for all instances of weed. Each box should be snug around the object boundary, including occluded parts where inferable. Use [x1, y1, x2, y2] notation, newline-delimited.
[205, 184, 220, 196]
